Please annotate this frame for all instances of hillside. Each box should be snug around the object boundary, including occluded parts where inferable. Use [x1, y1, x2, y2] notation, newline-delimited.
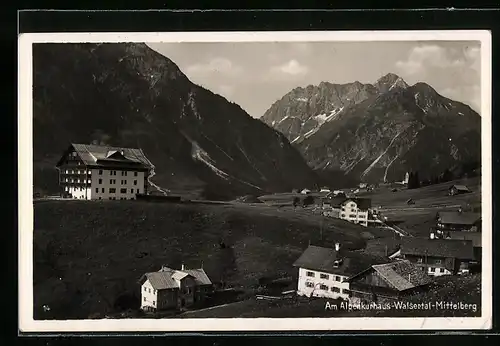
[33, 43, 318, 200]
[33, 199, 390, 319]
[262, 73, 481, 184]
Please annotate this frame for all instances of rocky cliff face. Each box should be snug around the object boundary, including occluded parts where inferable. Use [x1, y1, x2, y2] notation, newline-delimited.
[33, 43, 318, 200]
[262, 74, 481, 184]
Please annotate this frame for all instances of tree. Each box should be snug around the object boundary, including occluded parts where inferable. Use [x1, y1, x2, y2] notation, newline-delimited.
[407, 172, 415, 189]
[414, 171, 420, 188]
[302, 195, 315, 207]
[441, 168, 454, 183]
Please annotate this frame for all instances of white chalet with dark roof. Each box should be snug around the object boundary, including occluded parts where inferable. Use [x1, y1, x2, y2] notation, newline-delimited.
[139, 265, 213, 311]
[55, 143, 154, 200]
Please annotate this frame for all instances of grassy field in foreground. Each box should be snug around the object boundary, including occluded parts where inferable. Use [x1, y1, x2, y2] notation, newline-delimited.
[34, 199, 393, 320]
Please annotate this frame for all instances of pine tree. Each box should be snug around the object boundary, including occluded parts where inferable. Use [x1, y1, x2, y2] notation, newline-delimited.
[414, 171, 420, 188]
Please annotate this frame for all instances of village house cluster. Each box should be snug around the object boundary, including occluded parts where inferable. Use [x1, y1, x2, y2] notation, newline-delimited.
[49, 143, 481, 315]
[293, 183, 481, 305]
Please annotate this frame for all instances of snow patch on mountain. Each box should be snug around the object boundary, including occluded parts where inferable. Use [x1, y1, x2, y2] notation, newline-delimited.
[296, 97, 309, 102]
[278, 115, 290, 124]
[190, 141, 229, 180]
[361, 131, 403, 178]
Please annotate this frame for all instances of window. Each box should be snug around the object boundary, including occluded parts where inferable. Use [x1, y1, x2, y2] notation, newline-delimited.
[306, 271, 315, 277]
[120, 188, 127, 193]
[417, 257, 423, 263]
[121, 180, 127, 185]
[124, 171, 128, 176]
[87, 170, 91, 174]
[330, 287, 340, 293]
[349, 214, 356, 218]
[335, 276, 341, 282]
[98, 179, 102, 184]
[144, 287, 147, 292]
[305, 282, 314, 288]
[148, 288, 151, 293]
[134, 180, 138, 185]
[131, 188, 134, 193]
[99, 170, 103, 175]
[99, 197, 102, 200]
[109, 188, 116, 193]
[320, 273, 329, 279]
[101, 188, 104, 193]
[143, 297, 146, 302]
[153, 289, 156, 294]
[152, 301, 155, 306]
[430, 267, 435, 272]
[95, 188, 99, 193]
[320, 284, 328, 291]
[342, 289, 351, 295]
[134, 172, 138, 177]
[341, 214, 345, 217]
[435, 259, 442, 265]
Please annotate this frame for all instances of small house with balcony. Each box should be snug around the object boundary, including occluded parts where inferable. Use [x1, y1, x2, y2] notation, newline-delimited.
[398, 237, 474, 276]
[436, 211, 481, 232]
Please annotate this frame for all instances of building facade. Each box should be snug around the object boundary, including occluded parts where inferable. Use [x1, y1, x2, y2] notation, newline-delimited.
[339, 198, 372, 227]
[56, 144, 154, 200]
[296, 266, 351, 300]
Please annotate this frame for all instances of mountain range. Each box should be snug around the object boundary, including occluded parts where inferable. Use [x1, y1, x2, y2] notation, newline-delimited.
[33, 43, 318, 200]
[261, 73, 481, 184]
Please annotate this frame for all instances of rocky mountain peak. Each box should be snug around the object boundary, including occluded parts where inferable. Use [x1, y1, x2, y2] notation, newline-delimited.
[374, 73, 409, 93]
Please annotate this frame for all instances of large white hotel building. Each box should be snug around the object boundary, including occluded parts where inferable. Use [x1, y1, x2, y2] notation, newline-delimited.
[55, 143, 155, 200]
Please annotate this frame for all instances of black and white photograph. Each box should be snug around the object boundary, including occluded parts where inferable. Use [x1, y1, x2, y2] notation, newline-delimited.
[18, 31, 492, 332]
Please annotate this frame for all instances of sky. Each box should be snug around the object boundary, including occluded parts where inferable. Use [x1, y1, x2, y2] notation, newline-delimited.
[147, 41, 481, 118]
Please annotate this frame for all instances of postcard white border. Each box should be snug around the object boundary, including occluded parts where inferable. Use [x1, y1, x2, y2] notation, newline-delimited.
[19, 30, 492, 332]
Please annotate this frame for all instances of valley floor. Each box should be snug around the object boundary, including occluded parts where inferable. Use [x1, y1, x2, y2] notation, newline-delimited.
[32, 176, 482, 320]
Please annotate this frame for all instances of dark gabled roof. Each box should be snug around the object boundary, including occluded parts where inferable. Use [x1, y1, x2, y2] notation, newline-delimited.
[342, 197, 372, 210]
[437, 211, 481, 226]
[400, 237, 474, 260]
[325, 196, 348, 207]
[370, 260, 432, 291]
[364, 238, 401, 258]
[140, 267, 212, 290]
[57, 143, 155, 169]
[293, 245, 387, 277]
[184, 268, 213, 285]
[450, 185, 470, 192]
[445, 232, 482, 248]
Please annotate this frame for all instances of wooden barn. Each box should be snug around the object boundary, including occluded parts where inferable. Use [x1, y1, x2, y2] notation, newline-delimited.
[348, 260, 431, 305]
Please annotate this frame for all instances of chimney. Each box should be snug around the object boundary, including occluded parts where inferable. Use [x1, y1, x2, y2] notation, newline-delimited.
[120, 150, 124, 155]
[334, 242, 341, 251]
[181, 264, 185, 271]
[430, 232, 435, 240]
[408, 274, 411, 283]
